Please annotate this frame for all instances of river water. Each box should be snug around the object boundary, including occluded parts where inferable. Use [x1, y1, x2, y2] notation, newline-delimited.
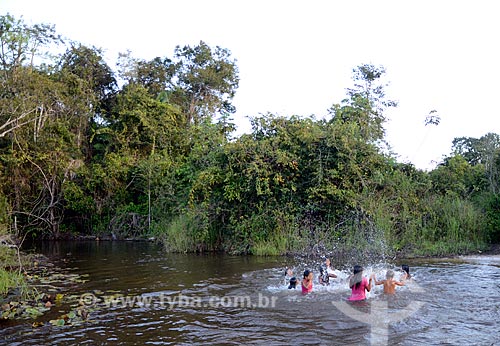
[1, 241, 499, 345]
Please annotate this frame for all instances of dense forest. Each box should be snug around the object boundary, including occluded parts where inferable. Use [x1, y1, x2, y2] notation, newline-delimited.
[1, 14, 499, 264]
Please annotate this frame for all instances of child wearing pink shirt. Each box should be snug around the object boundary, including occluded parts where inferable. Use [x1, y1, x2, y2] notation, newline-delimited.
[301, 269, 313, 295]
[348, 265, 372, 301]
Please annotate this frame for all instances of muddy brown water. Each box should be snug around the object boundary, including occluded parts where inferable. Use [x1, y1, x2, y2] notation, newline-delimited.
[1, 241, 499, 345]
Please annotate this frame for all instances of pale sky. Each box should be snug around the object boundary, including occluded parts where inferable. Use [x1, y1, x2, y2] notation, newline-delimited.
[2, 0, 499, 170]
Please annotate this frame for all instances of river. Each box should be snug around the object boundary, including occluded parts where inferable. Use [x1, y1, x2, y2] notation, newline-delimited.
[1, 241, 499, 345]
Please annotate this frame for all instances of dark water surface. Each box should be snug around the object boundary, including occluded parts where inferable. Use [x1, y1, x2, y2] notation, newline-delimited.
[1, 241, 499, 345]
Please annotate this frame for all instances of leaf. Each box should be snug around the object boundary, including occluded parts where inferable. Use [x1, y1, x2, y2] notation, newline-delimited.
[25, 307, 43, 317]
[49, 318, 65, 326]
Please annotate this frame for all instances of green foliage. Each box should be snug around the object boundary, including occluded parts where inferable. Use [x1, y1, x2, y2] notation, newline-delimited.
[108, 83, 182, 155]
[430, 155, 485, 198]
[333, 63, 398, 143]
[58, 44, 116, 100]
[1, 13, 500, 257]
[170, 41, 239, 123]
[0, 14, 60, 72]
[412, 240, 487, 257]
[0, 246, 17, 269]
[152, 210, 209, 253]
[252, 237, 286, 256]
[62, 181, 95, 214]
[0, 246, 33, 300]
[452, 133, 500, 194]
[480, 192, 500, 243]
[0, 268, 29, 299]
[116, 52, 171, 98]
[417, 195, 485, 248]
[0, 192, 9, 235]
[452, 133, 500, 166]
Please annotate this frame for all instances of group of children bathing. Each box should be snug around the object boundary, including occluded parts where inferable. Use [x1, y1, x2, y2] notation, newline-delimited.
[285, 259, 411, 301]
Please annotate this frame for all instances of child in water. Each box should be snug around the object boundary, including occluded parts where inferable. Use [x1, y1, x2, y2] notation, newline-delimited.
[348, 265, 372, 301]
[319, 258, 338, 285]
[401, 264, 411, 279]
[288, 276, 298, 289]
[301, 269, 314, 294]
[284, 267, 300, 290]
[371, 270, 405, 294]
[284, 267, 294, 285]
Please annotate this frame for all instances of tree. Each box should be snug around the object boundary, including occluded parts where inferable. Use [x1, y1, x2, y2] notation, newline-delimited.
[0, 14, 60, 72]
[0, 71, 89, 236]
[430, 155, 485, 198]
[452, 133, 500, 193]
[425, 109, 441, 126]
[116, 51, 171, 98]
[58, 44, 116, 102]
[168, 41, 239, 125]
[105, 83, 182, 156]
[53, 45, 117, 160]
[330, 64, 397, 143]
[0, 14, 61, 138]
[0, 16, 112, 237]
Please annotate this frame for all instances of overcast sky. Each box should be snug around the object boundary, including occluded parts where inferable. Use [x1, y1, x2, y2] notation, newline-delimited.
[2, 0, 499, 170]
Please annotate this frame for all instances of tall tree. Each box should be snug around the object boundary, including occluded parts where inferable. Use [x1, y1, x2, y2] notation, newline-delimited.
[0, 14, 61, 138]
[331, 64, 397, 143]
[168, 41, 239, 125]
[0, 14, 60, 72]
[57, 45, 117, 153]
[116, 51, 171, 98]
[452, 133, 500, 193]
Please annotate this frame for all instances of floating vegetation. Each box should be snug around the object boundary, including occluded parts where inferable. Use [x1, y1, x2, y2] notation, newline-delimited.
[47, 305, 91, 327]
[1, 294, 51, 320]
[1, 255, 90, 323]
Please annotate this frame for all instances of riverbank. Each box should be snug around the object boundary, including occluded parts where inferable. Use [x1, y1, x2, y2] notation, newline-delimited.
[20, 232, 500, 259]
[476, 243, 500, 255]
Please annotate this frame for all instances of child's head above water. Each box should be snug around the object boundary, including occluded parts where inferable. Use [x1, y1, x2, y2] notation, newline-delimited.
[303, 269, 312, 279]
[401, 264, 410, 278]
[288, 277, 298, 289]
[353, 265, 363, 275]
[386, 270, 394, 279]
[350, 265, 364, 289]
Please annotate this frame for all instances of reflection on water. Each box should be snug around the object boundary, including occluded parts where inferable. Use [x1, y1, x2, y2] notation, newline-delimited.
[2, 241, 500, 345]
